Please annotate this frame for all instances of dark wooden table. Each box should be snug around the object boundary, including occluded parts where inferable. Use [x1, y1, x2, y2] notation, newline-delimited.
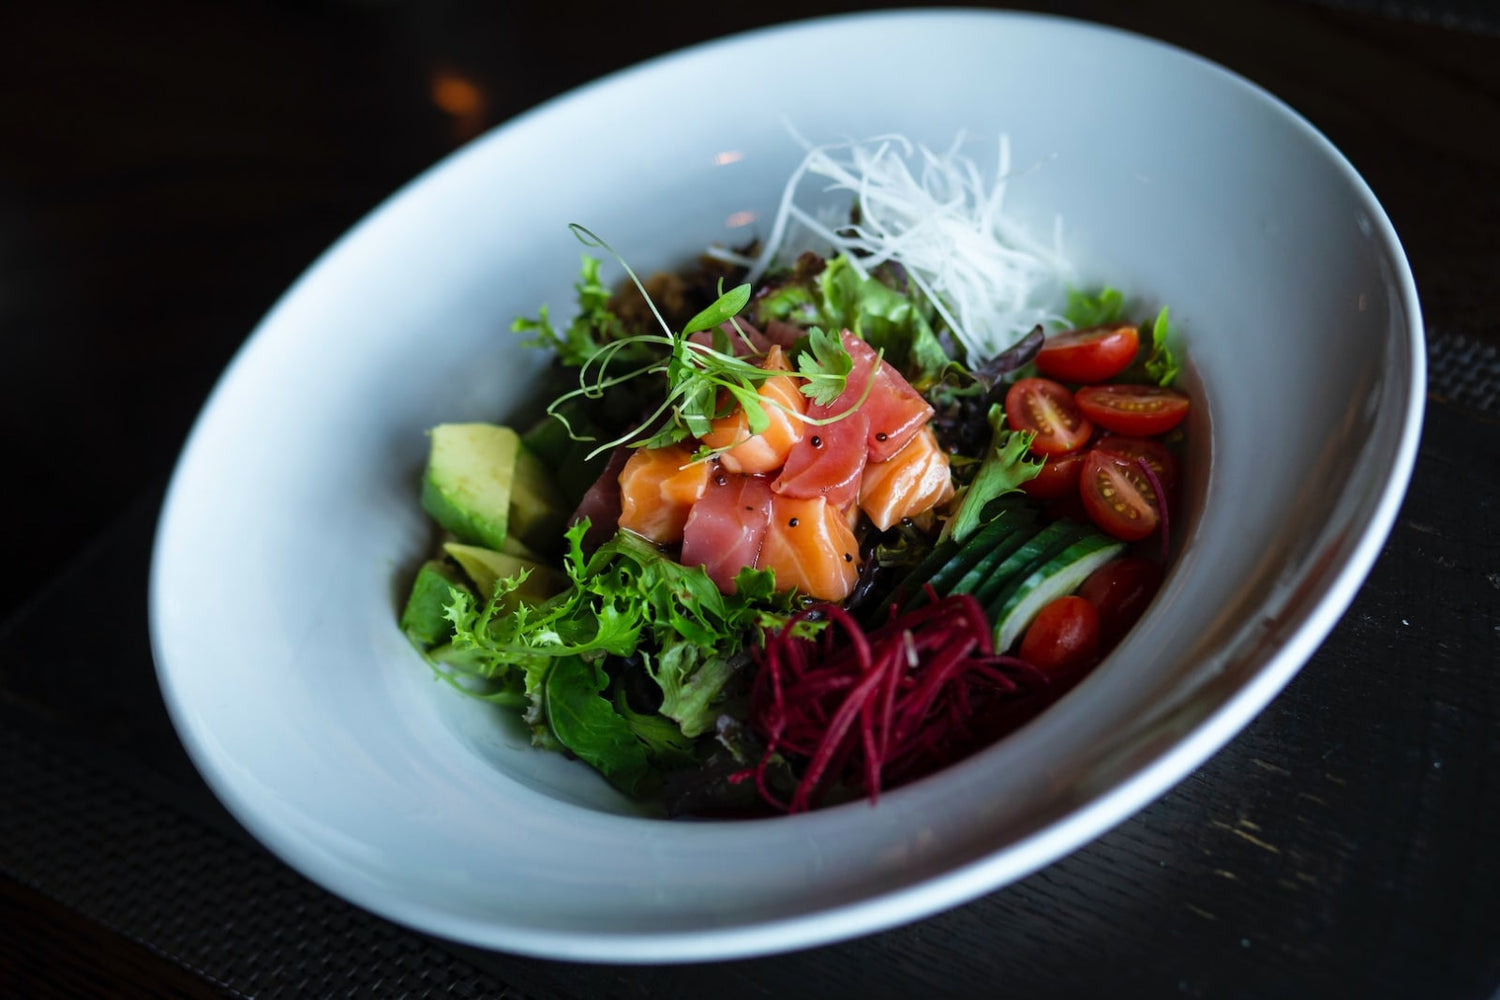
[2, 1, 1497, 997]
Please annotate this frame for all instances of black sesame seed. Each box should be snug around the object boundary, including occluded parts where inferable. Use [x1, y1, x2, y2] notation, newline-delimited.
[843, 553, 853, 562]
[810, 435, 822, 448]
[714, 473, 727, 486]
[875, 432, 888, 442]
[788, 518, 800, 527]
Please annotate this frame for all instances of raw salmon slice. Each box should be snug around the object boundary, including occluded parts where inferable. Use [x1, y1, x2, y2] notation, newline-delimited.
[757, 494, 860, 602]
[858, 425, 954, 531]
[699, 346, 807, 474]
[616, 444, 711, 545]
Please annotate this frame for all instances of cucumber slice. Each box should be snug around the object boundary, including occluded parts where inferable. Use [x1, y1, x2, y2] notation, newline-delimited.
[993, 533, 1126, 652]
[975, 518, 1094, 611]
[879, 537, 961, 609]
[946, 511, 1041, 596]
[918, 512, 1030, 605]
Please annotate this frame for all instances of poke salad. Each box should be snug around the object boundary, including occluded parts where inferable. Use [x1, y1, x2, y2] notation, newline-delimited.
[398, 134, 1191, 816]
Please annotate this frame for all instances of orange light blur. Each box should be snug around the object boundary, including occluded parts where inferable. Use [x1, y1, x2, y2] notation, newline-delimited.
[431, 69, 488, 142]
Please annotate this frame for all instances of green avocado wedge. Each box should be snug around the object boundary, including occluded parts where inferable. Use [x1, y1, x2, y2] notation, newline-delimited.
[420, 423, 566, 554]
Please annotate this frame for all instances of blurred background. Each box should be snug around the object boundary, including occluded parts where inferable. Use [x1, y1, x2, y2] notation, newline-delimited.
[1, 0, 1494, 620]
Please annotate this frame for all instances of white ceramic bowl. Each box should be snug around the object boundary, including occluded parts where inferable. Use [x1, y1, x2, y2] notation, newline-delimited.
[150, 10, 1423, 962]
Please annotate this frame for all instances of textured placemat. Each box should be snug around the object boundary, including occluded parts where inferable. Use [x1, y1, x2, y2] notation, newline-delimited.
[1427, 329, 1500, 415]
[0, 714, 531, 1000]
[1312, 0, 1500, 34]
[0, 331, 1490, 998]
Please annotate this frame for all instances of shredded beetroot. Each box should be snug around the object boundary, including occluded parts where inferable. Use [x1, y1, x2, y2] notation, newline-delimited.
[740, 591, 1048, 813]
[1135, 456, 1171, 562]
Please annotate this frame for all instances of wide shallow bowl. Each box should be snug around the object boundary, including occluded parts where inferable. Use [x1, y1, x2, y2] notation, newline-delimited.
[150, 9, 1423, 963]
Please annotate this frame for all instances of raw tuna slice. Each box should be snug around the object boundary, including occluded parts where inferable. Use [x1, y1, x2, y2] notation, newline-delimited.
[762, 319, 805, 349]
[829, 330, 934, 462]
[568, 446, 631, 551]
[771, 400, 868, 508]
[681, 471, 774, 593]
[687, 320, 770, 358]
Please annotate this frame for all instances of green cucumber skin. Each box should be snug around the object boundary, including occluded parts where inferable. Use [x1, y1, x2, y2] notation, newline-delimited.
[946, 514, 1042, 596]
[918, 513, 1030, 604]
[881, 537, 962, 609]
[874, 495, 1039, 612]
[993, 534, 1126, 652]
[976, 519, 1094, 613]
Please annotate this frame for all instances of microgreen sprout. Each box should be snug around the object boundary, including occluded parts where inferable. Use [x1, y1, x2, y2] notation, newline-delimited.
[544, 225, 864, 459]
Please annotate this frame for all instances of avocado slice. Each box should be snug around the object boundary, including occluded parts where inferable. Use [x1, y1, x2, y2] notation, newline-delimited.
[420, 423, 566, 554]
[442, 542, 569, 607]
[400, 559, 472, 648]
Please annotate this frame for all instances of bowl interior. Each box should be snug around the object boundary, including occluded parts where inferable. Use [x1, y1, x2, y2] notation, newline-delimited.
[150, 10, 1421, 961]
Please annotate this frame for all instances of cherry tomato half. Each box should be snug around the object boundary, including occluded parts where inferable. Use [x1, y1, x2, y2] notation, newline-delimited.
[1080, 449, 1161, 541]
[1005, 378, 1093, 455]
[1018, 595, 1100, 672]
[1021, 449, 1088, 500]
[1074, 384, 1190, 437]
[1092, 436, 1179, 494]
[1077, 556, 1163, 646]
[1034, 323, 1140, 383]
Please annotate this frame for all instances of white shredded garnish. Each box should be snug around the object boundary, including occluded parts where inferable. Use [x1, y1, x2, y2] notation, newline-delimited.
[715, 131, 1076, 360]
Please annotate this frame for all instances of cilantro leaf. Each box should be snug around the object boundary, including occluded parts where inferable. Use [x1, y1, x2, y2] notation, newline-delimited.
[795, 326, 853, 405]
[759, 255, 950, 390]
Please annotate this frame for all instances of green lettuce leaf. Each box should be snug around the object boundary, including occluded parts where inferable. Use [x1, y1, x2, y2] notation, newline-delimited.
[1062, 286, 1125, 329]
[426, 521, 799, 793]
[941, 404, 1044, 544]
[755, 254, 951, 390]
[512, 254, 639, 368]
[544, 655, 655, 796]
[1144, 305, 1181, 386]
[644, 641, 743, 739]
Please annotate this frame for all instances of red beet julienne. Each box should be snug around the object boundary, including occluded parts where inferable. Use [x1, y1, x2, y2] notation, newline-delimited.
[737, 590, 1048, 814]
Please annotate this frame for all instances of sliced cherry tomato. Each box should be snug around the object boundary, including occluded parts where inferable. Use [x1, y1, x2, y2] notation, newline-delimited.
[1091, 436, 1179, 494]
[1080, 449, 1161, 541]
[1077, 556, 1163, 646]
[1074, 384, 1190, 436]
[1034, 323, 1139, 383]
[1021, 449, 1087, 500]
[1005, 378, 1093, 455]
[1018, 596, 1100, 672]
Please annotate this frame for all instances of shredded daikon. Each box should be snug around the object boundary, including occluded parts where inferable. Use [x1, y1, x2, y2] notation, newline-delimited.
[718, 131, 1075, 361]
